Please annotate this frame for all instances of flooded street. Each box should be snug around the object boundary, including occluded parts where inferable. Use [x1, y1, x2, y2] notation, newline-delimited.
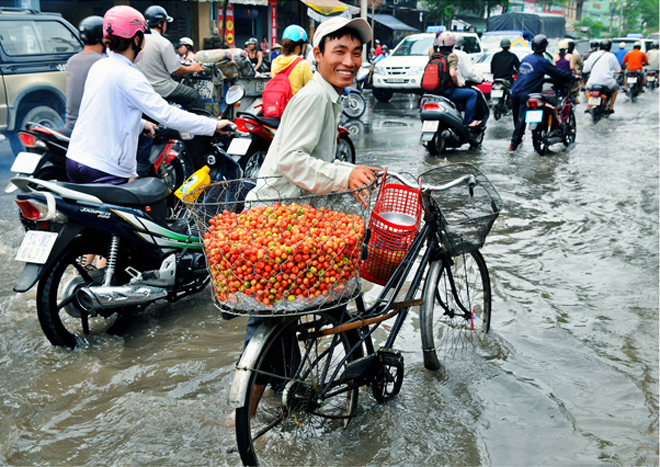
[0, 89, 658, 466]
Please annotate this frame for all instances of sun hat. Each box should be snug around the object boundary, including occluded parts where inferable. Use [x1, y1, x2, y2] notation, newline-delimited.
[312, 17, 372, 49]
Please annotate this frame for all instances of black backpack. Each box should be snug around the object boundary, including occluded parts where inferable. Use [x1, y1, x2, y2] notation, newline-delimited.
[421, 52, 452, 93]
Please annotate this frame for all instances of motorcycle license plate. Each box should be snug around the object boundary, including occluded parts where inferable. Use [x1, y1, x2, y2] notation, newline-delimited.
[628, 77, 637, 83]
[422, 120, 439, 132]
[588, 97, 602, 105]
[15, 231, 58, 264]
[10, 152, 42, 175]
[525, 110, 543, 123]
[648, 76, 656, 81]
[227, 137, 252, 156]
[491, 89, 504, 98]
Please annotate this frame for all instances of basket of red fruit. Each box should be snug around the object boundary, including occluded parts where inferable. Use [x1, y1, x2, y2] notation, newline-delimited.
[183, 177, 372, 316]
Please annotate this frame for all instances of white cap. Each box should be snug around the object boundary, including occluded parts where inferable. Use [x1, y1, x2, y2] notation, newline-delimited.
[312, 17, 372, 49]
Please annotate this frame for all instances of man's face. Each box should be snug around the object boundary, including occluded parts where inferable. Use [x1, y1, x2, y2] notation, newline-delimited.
[314, 35, 363, 93]
[177, 45, 186, 55]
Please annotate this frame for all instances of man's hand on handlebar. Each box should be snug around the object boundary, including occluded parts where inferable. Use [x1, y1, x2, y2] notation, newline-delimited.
[142, 121, 157, 138]
[349, 165, 380, 207]
[183, 61, 205, 74]
[216, 119, 234, 134]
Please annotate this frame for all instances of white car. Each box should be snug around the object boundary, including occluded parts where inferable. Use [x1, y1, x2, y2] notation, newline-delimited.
[474, 47, 552, 82]
[372, 32, 483, 102]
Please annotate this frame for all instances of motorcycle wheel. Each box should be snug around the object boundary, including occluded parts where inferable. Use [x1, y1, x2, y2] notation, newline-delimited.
[563, 111, 577, 146]
[373, 89, 393, 103]
[591, 107, 600, 125]
[532, 130, 550, 156]
[336, 133, 356, 164]
[240, 148, 268, 179]
[36, 236, 136, 348]
[469, 131, 484, 148]
[342, 92, 366, 119]
[156, 153, 187, 192]
[493, 107, 501, 121]
[427, 132, 445, 156]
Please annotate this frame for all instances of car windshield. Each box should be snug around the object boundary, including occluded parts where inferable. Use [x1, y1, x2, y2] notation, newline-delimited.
[0, 20, 80, 56]
[391, 35, 435, 56]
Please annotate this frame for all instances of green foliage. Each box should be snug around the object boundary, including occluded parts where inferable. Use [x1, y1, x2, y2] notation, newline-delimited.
[572, 17, 605, 38]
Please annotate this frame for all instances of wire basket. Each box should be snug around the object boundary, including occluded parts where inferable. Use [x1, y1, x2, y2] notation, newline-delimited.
[420, 163, 502, 256]
[361, 172, 422, 286]
[183, 176, 372, 316]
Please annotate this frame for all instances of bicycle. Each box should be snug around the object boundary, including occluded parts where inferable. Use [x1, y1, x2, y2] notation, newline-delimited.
[187, 162, 501, 466]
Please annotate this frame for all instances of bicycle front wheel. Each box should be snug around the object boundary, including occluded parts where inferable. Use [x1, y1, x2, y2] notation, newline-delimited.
[235, 312, 363, 466]
[420, 250, 491, 371]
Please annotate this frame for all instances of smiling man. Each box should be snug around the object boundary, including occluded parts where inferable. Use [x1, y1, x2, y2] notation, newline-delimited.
[247, 17, 378, 205]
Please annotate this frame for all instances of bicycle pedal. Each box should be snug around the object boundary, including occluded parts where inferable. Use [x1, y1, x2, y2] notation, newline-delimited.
[377, 348, 403, 367]
[339, 353, 379, 383]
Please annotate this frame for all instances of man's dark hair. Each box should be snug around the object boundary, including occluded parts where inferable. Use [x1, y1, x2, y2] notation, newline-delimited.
[317, 26, 362, 54]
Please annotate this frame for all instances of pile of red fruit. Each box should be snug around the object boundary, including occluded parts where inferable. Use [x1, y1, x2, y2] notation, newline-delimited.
[203, 202, 365, 309]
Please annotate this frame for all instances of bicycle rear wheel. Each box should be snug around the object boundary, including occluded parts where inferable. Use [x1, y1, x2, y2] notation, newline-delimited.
[420, 250, 491, 371]
[235, 311, 363, 466]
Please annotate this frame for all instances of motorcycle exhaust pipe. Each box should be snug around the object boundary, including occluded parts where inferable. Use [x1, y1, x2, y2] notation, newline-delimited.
[77, 285, 168, 311]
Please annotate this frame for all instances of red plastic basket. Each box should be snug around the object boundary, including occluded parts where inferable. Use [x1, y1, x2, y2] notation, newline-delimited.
[361, 175, 422, 286]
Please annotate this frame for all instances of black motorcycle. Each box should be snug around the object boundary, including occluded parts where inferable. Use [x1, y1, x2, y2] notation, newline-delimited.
[625, 69, 644, 102]
[490, 79, 512, 120]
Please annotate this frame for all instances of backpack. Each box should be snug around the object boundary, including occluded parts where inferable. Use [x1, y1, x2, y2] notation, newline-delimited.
[421, 52, 452, 93]
[262, 57, 304, 118]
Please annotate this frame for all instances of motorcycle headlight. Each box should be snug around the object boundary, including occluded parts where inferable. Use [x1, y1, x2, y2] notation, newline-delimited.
[373, 66, 385, 75]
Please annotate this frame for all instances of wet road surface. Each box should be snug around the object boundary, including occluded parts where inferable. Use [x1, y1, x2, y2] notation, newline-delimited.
[0, 89, 657, 465]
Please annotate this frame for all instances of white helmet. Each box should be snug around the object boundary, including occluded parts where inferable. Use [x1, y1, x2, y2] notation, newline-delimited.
[558, 39, 569, 50]
[434, 31, 455, 48]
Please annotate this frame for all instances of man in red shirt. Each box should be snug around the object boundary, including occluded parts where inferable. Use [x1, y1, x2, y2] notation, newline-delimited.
[622, 42, 649, 91]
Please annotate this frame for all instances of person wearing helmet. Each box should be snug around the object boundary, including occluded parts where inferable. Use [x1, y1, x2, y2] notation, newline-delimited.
[270, 25, 313, 96]
[582, 39, 620, 112]
[453, 35, 483, 85]
[553, 40, 575, 73]
[65, 16, 105, 129]
[246, 37, 266, 73]
[374, 39, 382, 56]
[622, 41, 648, 91]
[373, 44, 390, 64]
[135, 5, 205, 111]
[65, 5, 231, 185]
[582, 40, 599, 62]
[491, 38, 520, 86]
[368, 47, 376, 63]
[647, 41, 659, 72]
[508, 34, 574, 151]
[615, 42, 628, 66]
[176, 37, 195, 61]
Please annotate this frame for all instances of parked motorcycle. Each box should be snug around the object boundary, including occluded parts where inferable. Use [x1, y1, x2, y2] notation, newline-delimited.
[420, 84, 489, 156]
[355, 62, 374, 92]
[341, 87, 366, 119]
[625, 69, 644, 102]
[525, 80, 577, 156]
[587, 85, 614, 125]
[490, 79, 512, 120]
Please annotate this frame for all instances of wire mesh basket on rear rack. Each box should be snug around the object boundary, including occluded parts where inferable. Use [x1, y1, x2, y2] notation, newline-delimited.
[182, 176, 372, 317]
[420, 163, 502, 256]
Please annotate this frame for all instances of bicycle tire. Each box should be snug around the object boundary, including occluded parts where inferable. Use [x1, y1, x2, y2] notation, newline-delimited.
[235, 311, 363, 466]
[419, 250, 491, 371]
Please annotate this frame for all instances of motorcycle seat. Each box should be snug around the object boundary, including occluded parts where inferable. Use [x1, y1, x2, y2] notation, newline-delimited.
[252, 115, 280, 129]
[529, 92, 558, 106]
[60, 177, 171, 206]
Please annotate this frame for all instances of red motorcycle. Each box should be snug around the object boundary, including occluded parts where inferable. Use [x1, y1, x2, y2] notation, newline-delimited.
[229, 111, 356, 178]
[524, 79, 577, 156]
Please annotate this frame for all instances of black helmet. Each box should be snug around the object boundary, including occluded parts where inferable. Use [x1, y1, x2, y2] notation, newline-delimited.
[78, 15, 104, 46]
[590, 40, 599, 49]
[654, 41, 659, 49]
[144, 5, 173, 29]
[599, 39, 612, 51]
[531, 34, 548, 53]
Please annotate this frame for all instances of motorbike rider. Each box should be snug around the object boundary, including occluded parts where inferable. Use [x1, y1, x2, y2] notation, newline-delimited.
[65, 16, 105, 130]
[647, 41, 659, 72]
[66, 5, 231, 185]
[553, 40, 575, 73]
[508, 34, 573, 152]
[454, 35, 484, 85]
[176, 37, 195, 62]
[135, 5, 206, 111]
[490, 38, 520, 87]
[373, 44, 389, 64]
[583, 39, 621, 114]
[615, 42, 628, 66]
[568, 40, 583, 74]
[271, 25, 313, 96]
[246, 37, 266, 73]
[622, 42, 648, 92]
[433, 32, 482, 127]
[582, 40, 599, 62]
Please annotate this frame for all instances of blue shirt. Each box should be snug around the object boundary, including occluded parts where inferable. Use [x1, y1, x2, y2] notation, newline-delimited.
[614, 48, 627, 66]
[511, 52, 574, 97]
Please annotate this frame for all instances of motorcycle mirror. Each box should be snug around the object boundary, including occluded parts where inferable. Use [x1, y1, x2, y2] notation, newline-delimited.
[225, 85, 246, 106]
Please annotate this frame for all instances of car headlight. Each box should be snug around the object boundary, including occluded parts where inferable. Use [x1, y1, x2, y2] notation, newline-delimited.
[373, 66, 385, 75]
[409, 67, 425, 75]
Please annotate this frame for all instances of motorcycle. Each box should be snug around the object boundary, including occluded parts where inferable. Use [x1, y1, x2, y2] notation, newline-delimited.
[587, 85, 614, 125]
[341, 87, 366, 119]
[420, 83, 489, 156]
[625, 69, 644, 102]
[645, 68, 658, 91]
[490, 79, 512, 120]
[525, 79, 577, 156]
[355, 62, 374, 92]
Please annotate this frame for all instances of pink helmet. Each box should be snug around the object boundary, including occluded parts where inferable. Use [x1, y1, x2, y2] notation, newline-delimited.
[434, 32, 455, 48]
[103, 6, 146, 39]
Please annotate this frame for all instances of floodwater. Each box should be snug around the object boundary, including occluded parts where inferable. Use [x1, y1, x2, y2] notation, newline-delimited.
[0, 89, 658, 466]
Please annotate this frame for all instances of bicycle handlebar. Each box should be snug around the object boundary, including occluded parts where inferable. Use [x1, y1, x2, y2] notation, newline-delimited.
[377, 170, 476, 193]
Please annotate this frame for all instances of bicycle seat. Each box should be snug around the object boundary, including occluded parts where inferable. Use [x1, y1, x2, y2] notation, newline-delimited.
[59, 177, 171, 206]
